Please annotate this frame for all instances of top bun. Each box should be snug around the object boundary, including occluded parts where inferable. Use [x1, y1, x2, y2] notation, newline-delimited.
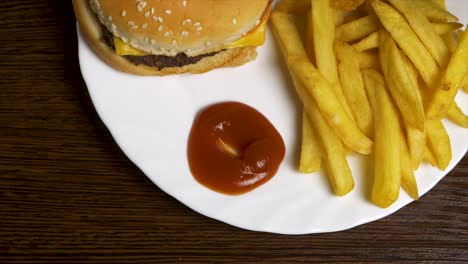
[90, 0, 271, 57]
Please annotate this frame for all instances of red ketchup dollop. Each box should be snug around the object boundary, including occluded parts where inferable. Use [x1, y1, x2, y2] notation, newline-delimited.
[187, 102, 286, 195]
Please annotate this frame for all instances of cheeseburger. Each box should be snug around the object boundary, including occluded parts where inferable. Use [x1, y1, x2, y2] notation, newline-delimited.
[73, 0, 272, 75]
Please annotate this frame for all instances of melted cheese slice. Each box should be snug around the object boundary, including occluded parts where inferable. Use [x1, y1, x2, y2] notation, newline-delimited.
[113, 18, 268, 56]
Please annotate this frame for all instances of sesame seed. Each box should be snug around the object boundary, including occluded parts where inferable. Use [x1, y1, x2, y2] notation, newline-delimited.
[194, 22, 200, 27]
[172, 40, 177, 46]
[182, 19, 192, 26]
[128, 21, 135, 26]
[163, 32, 170, 38]
[142, 23, 148, 29]
[130, 25, 138, 30]
[159, 17, 164, 23]
[108, 16, 112, 22]
[196, 26, 203, 32]
[182, 0, 187, 7]
[232, 18, 237, 25]
[137, 1, 147, 12]
[165, 9, 172, 15]
[145, 11, 150, 17]
[181, 30, 189, 37]
[158, 25, 164, 32]
[151, 8, 155, 14]
[121, 10, 127, 17]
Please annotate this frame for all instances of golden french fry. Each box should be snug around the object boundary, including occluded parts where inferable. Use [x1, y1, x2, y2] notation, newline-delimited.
[271, 12, 354, 194]
[306, 97, 354, 196]
[463, 75, 468, 93]
[433, 22, 464, 35]
[334, 9, 346, 26]
[331, 0, 366, 11]
[270, 12, 309, 58]
[426, 120, 452, 170]
[363, 69, 401, 208]
[424, 145, 438, 166]
[353, 31, 379, 52]
[388, 0, 451, 68]
[406, 126, 426, 170]
[372, 0, 440, 89]
[274, 0, 310, 14]
[300, 111, 322, 173]
[336, 15, 380, 42]
[312, 0, 354, 120]
[305, 11, 316, 64]
[447, 102, 468, 128]
[426, 28, 468, 119]
[399, 130, 419, 200]
[272, 10, 372, 154]
[431, 0, 445, 9]
[442, 31, 458, 52]
[335, 41, 373, 137]
[412, 0, 458, 22]
[352, 22, 461, 53]
[379, 30, 425, 131]
[290, 58, 373, 154]
[358, 50, 380, 69]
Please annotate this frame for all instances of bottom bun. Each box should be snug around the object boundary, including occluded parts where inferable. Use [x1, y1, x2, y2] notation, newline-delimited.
[73, 0, 257, 76]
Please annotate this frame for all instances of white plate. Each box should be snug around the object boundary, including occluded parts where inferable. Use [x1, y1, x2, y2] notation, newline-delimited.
[77, 1, 468, 234]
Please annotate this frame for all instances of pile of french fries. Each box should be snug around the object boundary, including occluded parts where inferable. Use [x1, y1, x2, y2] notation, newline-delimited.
[271, 0, 467, 208]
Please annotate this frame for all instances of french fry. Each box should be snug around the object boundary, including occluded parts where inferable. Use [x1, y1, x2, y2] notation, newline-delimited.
[289, 58, 373, 154]
[331, 0, 366, 11]
[426, 120, 452, 170]
[271, 12, 372, 154]
[447, 102, 468, 128]
[353, 31, 379, 52]
[300, 111, 322, 173]
[412, 0, 458, 22]
[388, 0, 451, 68]
[275, 0, 310, 14]
[399, 129, 419, 200]
[352, 22, 461, 53]
[336, 15, 380, 42]
[363, 69, 401, 208]
[358, 50, 380, 69]
[372, 0, 440, 89]
[401, 52, 420, 88]
[433, 22, 464, 35]
[335, 41, 373, 137]
[406, 126, 426, 170]
[443, 31, 458, 52]
[426, 28, 468, 119]
[424, 145, 438, 166]
[431, 0, 445, 9]
[379, 30, 425, 131]
[305, 11, 316, 64]
[270, 12, 308, 58]
[312, 0, 354, 120]
[306, 96, 354, 196]
[271, 11, 354, 194]
[463, 75, 468, 93]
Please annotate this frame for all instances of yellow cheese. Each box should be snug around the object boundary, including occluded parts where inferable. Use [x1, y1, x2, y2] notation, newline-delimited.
[114, 37, 149, 56]
[113, 19, 267, 56]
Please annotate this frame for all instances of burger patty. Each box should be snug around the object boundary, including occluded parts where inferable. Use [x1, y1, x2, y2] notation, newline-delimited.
[101, 27, 219, 69]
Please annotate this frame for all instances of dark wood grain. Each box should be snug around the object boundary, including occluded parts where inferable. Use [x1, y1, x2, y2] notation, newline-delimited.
[0, 1, 466, 263]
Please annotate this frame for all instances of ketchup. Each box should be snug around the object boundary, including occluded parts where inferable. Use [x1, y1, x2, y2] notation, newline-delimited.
[187, 102, 286, 195]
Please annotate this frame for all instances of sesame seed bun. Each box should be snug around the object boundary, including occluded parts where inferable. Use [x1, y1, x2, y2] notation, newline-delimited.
[73, 0, 271, 75]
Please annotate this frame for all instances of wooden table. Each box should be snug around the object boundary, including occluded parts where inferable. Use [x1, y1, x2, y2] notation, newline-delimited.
[1, 1, 467, 263]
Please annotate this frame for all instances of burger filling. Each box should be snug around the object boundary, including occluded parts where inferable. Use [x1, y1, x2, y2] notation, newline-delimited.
[101, 26, 219, 69]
